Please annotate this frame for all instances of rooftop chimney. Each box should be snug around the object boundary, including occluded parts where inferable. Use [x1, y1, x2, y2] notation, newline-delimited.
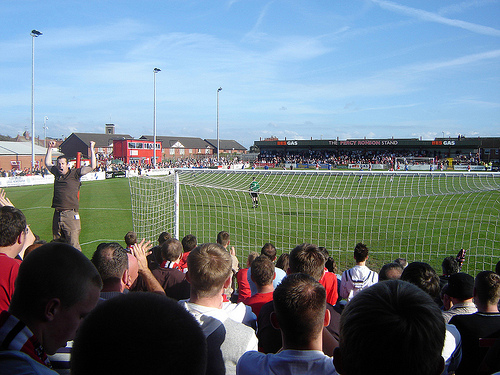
[105, 124, 115, 135]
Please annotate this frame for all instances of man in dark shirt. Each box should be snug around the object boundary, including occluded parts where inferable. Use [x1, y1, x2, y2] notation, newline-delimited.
[135, 238, 190, 300]
[257, 243, 339, 355]
[44, 140, 96, 250]
[450, 271, 500, 375]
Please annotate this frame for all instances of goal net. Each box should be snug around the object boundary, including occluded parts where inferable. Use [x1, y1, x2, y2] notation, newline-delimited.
[129, 169, 500, 276]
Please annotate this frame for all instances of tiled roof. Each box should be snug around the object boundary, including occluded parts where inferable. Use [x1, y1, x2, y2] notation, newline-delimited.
[0, 141, 51, 156]
[70, 133, 133, 148]
[205, 139, 246, 151]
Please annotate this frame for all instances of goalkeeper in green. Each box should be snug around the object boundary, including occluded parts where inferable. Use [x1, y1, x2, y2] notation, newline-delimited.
[250, 177, 260, 208]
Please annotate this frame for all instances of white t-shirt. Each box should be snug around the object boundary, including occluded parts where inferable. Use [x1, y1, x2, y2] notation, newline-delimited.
[340, 265, 378, 302]
[179, 300, 258, 375]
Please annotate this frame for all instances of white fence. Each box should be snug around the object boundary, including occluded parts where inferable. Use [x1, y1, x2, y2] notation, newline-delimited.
[0, 162, 493, 188]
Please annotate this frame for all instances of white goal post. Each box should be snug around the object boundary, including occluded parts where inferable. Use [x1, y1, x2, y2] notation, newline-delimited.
[129, 169, 500, 275]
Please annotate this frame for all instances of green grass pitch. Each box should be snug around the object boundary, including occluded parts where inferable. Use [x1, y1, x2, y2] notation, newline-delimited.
[4, 178, 133, 259]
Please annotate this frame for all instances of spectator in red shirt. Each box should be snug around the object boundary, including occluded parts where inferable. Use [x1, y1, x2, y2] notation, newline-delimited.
[236, 252, 259, 303]
[0, 206, 28, 312]
[318, 247, 338, 305]
[243, 256, 275, 316]
[178, 234, 197, 270]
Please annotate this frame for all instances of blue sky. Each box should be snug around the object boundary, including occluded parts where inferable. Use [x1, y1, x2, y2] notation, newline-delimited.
[1, 0, 499, 148]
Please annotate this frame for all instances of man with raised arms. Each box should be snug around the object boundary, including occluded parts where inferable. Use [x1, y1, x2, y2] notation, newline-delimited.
[45, 140, 96, 250]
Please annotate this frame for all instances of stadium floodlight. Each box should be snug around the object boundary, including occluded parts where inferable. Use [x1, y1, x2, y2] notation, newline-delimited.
[217, 87, 222, 163]
[153, 67, 161, 168]
[31, 29, 42, 169]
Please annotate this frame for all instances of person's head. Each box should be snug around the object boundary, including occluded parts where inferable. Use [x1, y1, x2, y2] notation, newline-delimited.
[440, 284, 452, 310]
[445, 272, 474, 302]
[56, 155, 70, 175]
[186, 243, 232, 298]
[0, 206, 27, 251]
[327, 258, 338, 274]
[158, 231, 172, 245]
[149, 246, 163, 267]
[9, 243, 102, 355]
[182, 234, 197, 253]
[246, 251, 259, 268]
[91, 242, 128, 287]
[334, 280, 445, 375]
[353, 242, 369, 263]
[23, 241, 46, 258]
[441, 256, 460, 276]
[261, 243, 277, 261]
[161, 238, 183, 262]
[275, 253, 289, 272]
[124, 231, 137, 247]
[288, 243, 325, 281]
[394, 258, 408, 268]
[272, 273, 328, 348]
[71, 293, 207, 375]
[250, 256, 275, 288]
[474, 271, 500, 307]
[318, 246, 329, 262]
[216, 231, 230, 248]
[400, 262, 440, 300]
[379, 262, 404, 281]
[319, 246, 335, 273]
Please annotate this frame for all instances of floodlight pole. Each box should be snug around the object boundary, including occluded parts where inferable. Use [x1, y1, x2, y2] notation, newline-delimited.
[43, 116, 48, 147]
[153, 68, 161, 168]
[31, 29, 42, 169]
[217, 87, 222, 163]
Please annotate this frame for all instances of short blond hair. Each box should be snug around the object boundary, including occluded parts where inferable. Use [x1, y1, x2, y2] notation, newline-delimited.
[187, 243, 232, 298]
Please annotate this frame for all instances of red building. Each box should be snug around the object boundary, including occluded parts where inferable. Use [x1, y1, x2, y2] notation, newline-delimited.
[113, 139, 162, 165]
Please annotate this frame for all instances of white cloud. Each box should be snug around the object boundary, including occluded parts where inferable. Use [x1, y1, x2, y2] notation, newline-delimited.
[244, 1, 276, 42]
[371, 0, 500, 36]
[410, 49, 500, 73]
[450, 98, 500, 109]
[438, 0, 496, 16]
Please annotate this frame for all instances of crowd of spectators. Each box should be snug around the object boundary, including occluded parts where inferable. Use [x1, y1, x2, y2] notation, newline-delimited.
[258, 149, 483, 168]
[0, 147, 486, 178]
[100, 156, 243, 173]
[0, 166, 50, 177]
[0, 187, 499, 375]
